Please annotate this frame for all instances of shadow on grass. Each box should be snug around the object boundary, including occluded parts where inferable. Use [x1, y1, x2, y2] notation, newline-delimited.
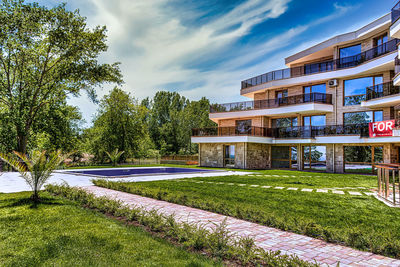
[0, 196, 65, 209]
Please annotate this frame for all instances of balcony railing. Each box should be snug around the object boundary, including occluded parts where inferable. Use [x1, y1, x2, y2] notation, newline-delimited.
[210, 93, 332, 113]
[392, 1, 400, 24]
[241, 39, 400, 90]
[366, 82, 400, 101]
[192, 124, 370, 139]
[395, 56, 400, 75]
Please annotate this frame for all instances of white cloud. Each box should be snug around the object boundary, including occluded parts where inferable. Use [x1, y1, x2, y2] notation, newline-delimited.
[64, 0, 355, 125]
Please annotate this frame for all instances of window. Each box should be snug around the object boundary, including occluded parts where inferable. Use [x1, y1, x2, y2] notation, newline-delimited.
[224, 145, 235, 167]
[339, 44, 361, 58]
[303, 146, 326, 171]
[275, 90, 288, 98]
[304, 84, 326, 94]
[304, 61, 333, 74]
[272, 117, 298, 128]
[271, 146, 297, 169]
[344, 76, 383, 105]
[343, 111, 383, 125]
[374, 33, 388, 55]
[303, 115, 326, 126]
[236, 120, 252, 134]
[344, 146, 383, 174]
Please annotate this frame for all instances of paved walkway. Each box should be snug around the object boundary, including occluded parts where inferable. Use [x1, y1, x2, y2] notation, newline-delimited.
[84, 186, 400, 267]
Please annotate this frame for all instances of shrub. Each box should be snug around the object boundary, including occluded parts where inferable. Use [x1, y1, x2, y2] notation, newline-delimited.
[46, 184, 318, 267]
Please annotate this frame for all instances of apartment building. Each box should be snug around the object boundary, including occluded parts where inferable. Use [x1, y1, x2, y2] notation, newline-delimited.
[191, 3, 400, 174]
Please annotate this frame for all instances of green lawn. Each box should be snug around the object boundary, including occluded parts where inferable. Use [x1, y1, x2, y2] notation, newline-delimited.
[0, 192, 218, 266]
[93, 170, 400, 258]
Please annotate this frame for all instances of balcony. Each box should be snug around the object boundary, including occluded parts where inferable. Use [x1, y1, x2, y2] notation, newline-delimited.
[192, 124, 369, 139]
[393, 1, 400, 24]
[209, 93, 333, 121]
[391, 2, 400, 38]
[361, 82, 400, 108]
[241, 39, 400, 90]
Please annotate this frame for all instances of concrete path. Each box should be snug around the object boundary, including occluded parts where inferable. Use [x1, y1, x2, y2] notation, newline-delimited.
[0, 167, 246, 193]
[85, 186, 400, 267]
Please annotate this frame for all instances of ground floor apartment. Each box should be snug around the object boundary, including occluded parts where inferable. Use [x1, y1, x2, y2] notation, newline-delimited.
[198, 142, 400, 174]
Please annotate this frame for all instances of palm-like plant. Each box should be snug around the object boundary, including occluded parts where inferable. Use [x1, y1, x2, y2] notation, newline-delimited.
[0, 150, 65, 202]
[106, 149, 125, 167]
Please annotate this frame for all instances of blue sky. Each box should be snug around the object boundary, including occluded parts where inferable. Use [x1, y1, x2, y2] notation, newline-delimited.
[39, 0, 397, 125]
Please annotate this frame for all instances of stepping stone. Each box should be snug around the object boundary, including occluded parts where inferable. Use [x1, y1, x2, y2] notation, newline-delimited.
[261, 186, 271, 189]
[227, 183, 234, 185]
[332, 190, 345, 195]
[238, 184, 246, 186]
[287, 188, 298, 190]
[348, 191, 362, 196]
[250, 184, 260, 187]
[196, 181, 204, 183]
[272, 175, 280, 177]
[301, 188, 313, 192]
[364, 192, 375, 196]
[357, 187, 366, 189]
[275, 187, 284, 189]
[282, 175, 289, 177]
[316, 189, 328, 193]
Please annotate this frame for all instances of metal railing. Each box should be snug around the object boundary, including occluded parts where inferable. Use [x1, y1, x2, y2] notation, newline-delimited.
[366, 82, 400, 100]
[392, 1, 400, 24]
[210, 93, 332, 113]
[241, 39, 400, 90]
[192, 124, 370, 138]
[376, 164, 400, 207]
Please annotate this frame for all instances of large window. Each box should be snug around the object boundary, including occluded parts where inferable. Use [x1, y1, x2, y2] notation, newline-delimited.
[271, 146, 297, 169]
[344, 76, 383, 105]
[303, 115, 326, 126]
[343, 111, 383, 125]
[303, 146, 326, 171]
[304, 84, 326, 94]
[275, 90, 288, 99]
[339, 44, 361, 58]
[374, 33, 388, 55]
[236, 120, 252, 134]
[272, 117, 298, 128]
[224, 145, 235, 167]
[345, 146, 383, 174]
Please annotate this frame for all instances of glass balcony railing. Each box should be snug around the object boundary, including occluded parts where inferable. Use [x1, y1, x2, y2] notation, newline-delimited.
[241, 39, 400, 90]
[392, 1, 400, 24]
[366, 82, 400, 100]
[192, 124, 370, 139]
[210, 93, 332, 113]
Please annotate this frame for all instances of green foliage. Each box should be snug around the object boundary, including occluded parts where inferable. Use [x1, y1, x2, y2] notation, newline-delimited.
[144, 91, 216, 155]
[85, 87, 151, 162]
[0, 150, 65, 201]
[0, 192, 216, 266]
[46, 184, 318, 267]
[0, 0, 122, 153]
[106, 149, 125, 167]
[92, 170, 400, 259]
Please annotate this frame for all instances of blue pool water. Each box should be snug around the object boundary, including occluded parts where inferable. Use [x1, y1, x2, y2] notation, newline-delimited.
[67, 167, 216, 177]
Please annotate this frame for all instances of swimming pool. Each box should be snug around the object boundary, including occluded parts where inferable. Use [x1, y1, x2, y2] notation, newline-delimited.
[64, 167, 218, 178]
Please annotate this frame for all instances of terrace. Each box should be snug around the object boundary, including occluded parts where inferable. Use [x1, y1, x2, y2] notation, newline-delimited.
[210, 92, 332, 113]
[362, 81, 400, 107]
[241, 39, 400, 90]
[192, 124, 370, 139]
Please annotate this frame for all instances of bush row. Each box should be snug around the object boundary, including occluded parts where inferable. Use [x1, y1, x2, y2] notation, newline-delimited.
[46, 184, 318, 267]
[92, 180, 400, 259]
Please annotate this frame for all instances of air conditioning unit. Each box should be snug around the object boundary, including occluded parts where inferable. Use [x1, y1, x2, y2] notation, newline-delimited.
[328, 79, 338, 87]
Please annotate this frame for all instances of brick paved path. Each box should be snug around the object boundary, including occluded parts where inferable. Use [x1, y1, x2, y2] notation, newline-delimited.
[84, 186, 400, 267]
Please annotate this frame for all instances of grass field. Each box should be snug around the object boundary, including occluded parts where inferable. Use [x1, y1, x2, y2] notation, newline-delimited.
[93, 170, 400, 258]
[0, 192, 218, 266]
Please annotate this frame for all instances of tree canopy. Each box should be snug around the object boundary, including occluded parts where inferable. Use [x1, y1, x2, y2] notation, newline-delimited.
[0, 0, 122, 153]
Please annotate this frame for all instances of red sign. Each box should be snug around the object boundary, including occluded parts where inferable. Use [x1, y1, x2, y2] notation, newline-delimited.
[369, 120, 395, 138]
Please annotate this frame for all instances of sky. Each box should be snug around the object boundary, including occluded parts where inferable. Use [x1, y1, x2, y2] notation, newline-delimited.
[39, 0, 397, 126]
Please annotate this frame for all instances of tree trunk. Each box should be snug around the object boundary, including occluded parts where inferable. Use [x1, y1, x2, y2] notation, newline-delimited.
[17, 133, 28, 154]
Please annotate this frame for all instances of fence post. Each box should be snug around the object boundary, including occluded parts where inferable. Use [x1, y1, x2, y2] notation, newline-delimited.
[385, 168, 390, 198]
[377, 167, 382, 194]
[393, 169, 396, 205]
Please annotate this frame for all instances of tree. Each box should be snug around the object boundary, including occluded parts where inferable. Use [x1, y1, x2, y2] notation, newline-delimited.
[0, 0, 122, 153]
[87, 87, 150, 161]
[106, 149, 125, 167]
[0, 150, 65, 202]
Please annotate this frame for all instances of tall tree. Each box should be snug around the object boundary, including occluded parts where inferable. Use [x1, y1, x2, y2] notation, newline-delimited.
[87, 87, 150, 162]
[0, 0, 122, 153]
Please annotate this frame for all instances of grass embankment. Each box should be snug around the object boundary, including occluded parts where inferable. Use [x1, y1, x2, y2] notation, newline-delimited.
[0, 192, 217, 266]
[93, 170, 400, 258]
